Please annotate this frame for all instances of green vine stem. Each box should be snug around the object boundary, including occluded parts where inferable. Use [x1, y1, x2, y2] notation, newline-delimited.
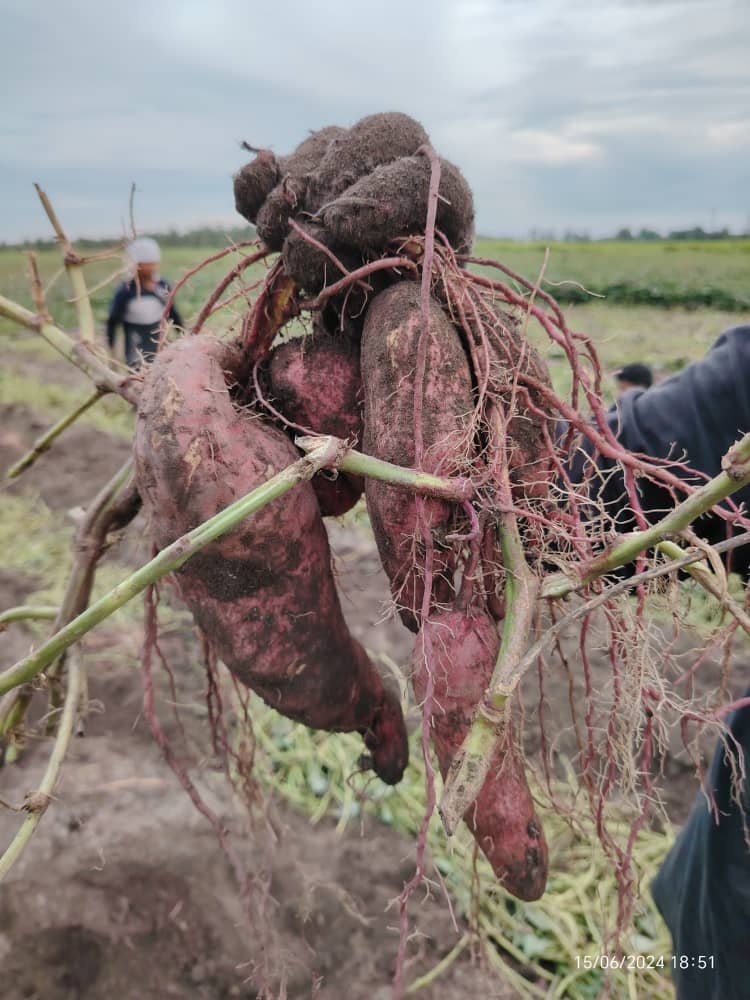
[0, 607, 59, 629]
[295, 435, 474, 502]
[439, 509, 537, 836]
[0, 294, 137, 403]
[33, 183, 96, 342]
[542, 431, 750, 599]
[657, 539, 750, 635]
[405, 933, 470, 994]
[0, 687, 33, 740]
[0, 652, 82, 881]
[439, 405, 536, 835]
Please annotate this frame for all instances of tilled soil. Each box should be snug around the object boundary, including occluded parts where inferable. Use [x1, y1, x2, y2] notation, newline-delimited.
[0, 400, 510, 1000]
[2, 364, 747, 997]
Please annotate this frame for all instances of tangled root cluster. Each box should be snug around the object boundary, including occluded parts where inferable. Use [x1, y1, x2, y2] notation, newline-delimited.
[144, 112, 750, 969]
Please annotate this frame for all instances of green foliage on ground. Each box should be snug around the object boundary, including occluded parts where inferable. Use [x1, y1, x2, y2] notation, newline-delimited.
[1, 237, 748, 345]
[250, 694, 675, 998]
[0, 244, 270, 338]
[473, 238, 750, 310]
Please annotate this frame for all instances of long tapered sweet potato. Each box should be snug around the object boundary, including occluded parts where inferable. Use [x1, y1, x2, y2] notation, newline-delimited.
[361, 282, 474, 631]
[413, 610, 548, 900]
[133, 334, 408, 784]
[264, 327, 365, 516]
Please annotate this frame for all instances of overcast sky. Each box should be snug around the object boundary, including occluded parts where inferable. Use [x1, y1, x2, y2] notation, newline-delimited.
[2, 0, 748, 241]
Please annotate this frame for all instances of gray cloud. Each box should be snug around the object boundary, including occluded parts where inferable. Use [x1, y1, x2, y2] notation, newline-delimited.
[1, 0, 748, 240]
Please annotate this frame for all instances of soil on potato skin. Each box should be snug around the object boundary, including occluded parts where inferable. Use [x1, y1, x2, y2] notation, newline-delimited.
[1, 389, 747, 997]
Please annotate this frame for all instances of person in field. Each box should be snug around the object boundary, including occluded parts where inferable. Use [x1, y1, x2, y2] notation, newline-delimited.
[572, 324, 750, 1000]
[106, 237, 183, 368]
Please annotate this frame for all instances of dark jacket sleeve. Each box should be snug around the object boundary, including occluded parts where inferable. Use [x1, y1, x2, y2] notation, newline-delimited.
[570, 325, 750, 572]
[106, 283, 130, 348]
[651, 688, 750, 1000]
[620, 325, 750, 486]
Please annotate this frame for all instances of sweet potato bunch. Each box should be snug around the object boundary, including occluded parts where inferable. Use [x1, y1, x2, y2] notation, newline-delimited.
[134, 112, 552, 900]
[234, 112, 474, 335]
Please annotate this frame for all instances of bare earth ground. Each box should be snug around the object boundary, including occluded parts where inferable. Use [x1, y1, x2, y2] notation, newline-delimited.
[2, 367, 748, 997]
[0, 402, 511, 1000]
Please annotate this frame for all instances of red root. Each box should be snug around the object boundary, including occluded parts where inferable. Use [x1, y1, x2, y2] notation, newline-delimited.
[412, 610, 548, 900]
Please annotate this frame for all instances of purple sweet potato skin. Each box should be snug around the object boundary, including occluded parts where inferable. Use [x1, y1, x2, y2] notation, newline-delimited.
[267, 333, 363, 442]
[133, 335, 407, 784]
[361, 282, 473, 631]
[412, 611, 548, 900]
[265, 331, 365, 516]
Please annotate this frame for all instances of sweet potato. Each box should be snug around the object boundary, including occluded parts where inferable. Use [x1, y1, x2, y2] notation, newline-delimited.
[361, 282, 474, 631]
[255, 183, 306, 253]
[281, 220, 364, 295]
[233, 149, 282, 225]
[284, 125, 347, 177]
[309, 112, 430, 211]
[322, 155, 475, 254]
[412, 610, 548, 900]
[254, 114, 430, 252]
[133, 334, 408, 784]
[264, 327, 364, 516]
[255, 126, 345, 251]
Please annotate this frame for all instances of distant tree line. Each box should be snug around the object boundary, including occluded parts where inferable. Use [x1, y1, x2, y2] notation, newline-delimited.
[0, 225, 256, 252]
[528, 226, 746, 242]
[611, 226, 741, 242]
[1, 223, 747, 252]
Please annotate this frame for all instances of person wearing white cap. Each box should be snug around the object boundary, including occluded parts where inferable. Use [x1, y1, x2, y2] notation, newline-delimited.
[106, 237, 183, 367]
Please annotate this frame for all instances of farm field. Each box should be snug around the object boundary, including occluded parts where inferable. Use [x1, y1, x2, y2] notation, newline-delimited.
[475, 237, 750, 309]
[2, 238, 745, 410]
[1, 235, 749, 998]
[1, 235, 748, 331]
